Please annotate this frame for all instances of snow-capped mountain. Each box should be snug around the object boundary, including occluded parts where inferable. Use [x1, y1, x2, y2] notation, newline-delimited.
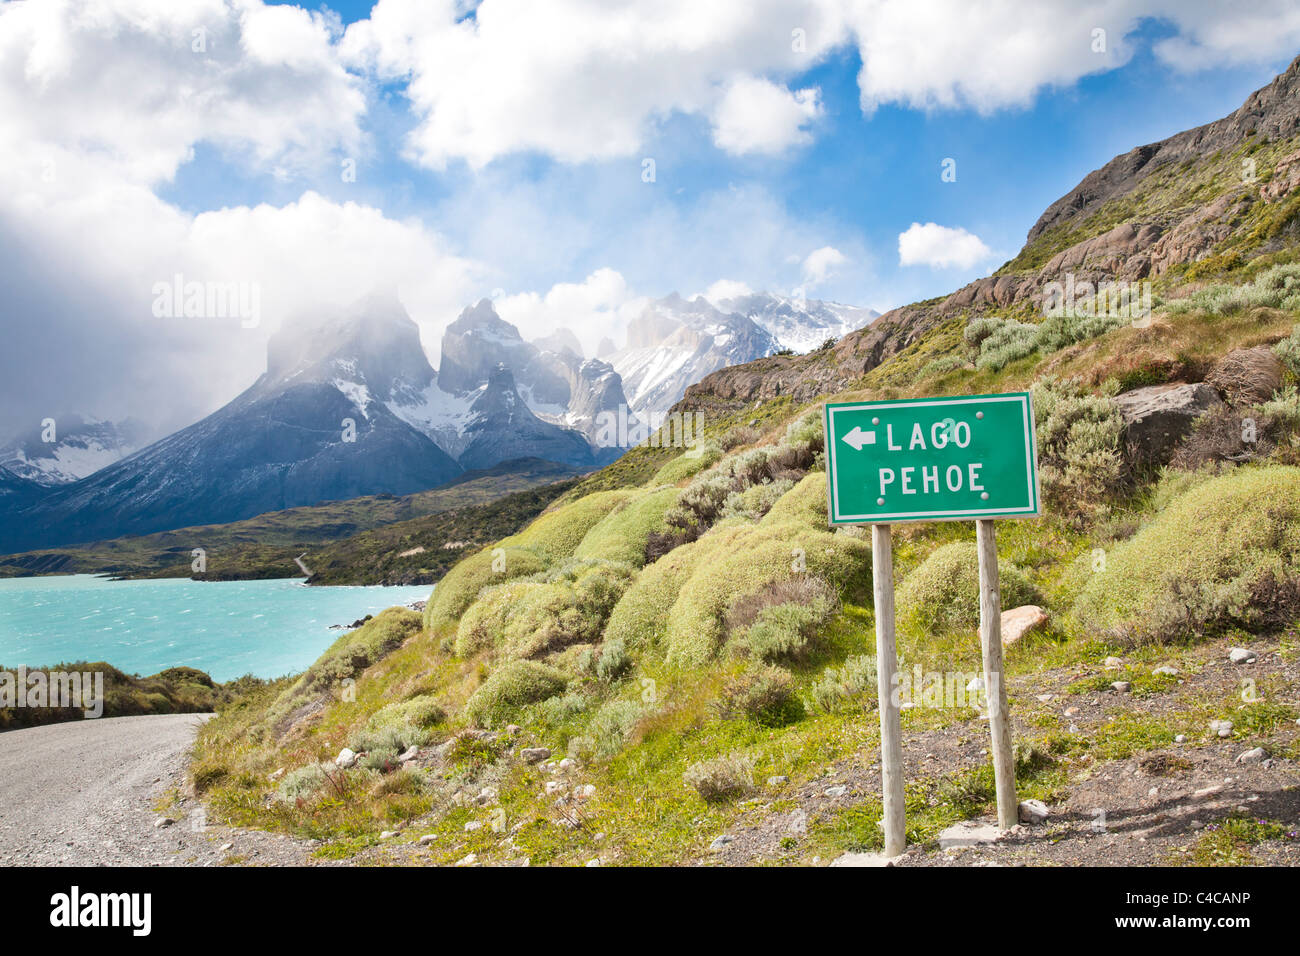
[607, 294, 781, 417]
[712, 292, 879, 355]
[0, 414, 152, 485]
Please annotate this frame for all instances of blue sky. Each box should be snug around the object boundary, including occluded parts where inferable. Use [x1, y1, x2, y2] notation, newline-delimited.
[157, 4, 1294, 314]
[3, 0, 1299, 434]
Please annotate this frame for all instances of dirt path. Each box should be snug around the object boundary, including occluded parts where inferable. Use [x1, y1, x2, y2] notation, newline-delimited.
[0, 714, 315, 866]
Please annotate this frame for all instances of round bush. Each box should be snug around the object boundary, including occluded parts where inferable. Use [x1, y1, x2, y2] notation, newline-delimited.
[897, 542, 1038, 632]
[463, 660, 567, 727]
[1072, 466, 1300, 642]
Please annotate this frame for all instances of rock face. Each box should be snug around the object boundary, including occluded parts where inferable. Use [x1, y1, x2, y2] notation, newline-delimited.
[1206, 347, 1285, 407]
[457, 366, 595, 472]
[0, 414, 152, 486]
[1115, 383, 1225, 468]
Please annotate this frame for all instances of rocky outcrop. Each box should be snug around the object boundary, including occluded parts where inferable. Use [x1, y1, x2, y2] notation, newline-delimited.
[1115, 383, 1225, 468]
[1029, 55, 1300, 242]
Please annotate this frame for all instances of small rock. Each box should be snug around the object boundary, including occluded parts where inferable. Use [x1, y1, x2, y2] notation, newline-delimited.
[767, 775, 789, 786]
[380, 830, 398, 839]
[824, 785, 848, 798]
[455, 853, 477, 866]
[464, 821, 483, 832]
[1192, 785, 1223, 800]
[558, 757, 577, 772]
[830, 851, 895, 867]
[153, 818, 175, 829]
[475, 786, 498, 805]
[709, 835, 733, 851]
[1152, 665, 1179, 676]
[1147, 787, 1158, 797]
[398, 746, 419, 763]
[1000, 605, 1049, 647]
[335, 748, 358, 769]
[544, 781, 564, 796]
[418, 835, 436, 846]
[1064, 706, 1079, 717]
[505, 724, 522, 735]
[268, 768, 285, 782]
[1103, 656, 1125, 669]
[575, 784, 597, 800]
[1235, 747, 1268, 764]
[585, 858, 602, 867]
[937, 821, 1002, 849]
[1111, 681, 1131, 694]
[219, 842, 234, 853]
[520, 747, 552, 764]
[1018, 799, 1050, 824]
[1228, 647, 1257, 664]
[1209, 719, 1234, 738]
[1175, 734, 1187, 743]
[1035, 694, 1054, 702]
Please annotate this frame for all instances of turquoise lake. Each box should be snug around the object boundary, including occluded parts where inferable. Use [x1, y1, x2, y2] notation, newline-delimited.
[0, 575, 432, 682]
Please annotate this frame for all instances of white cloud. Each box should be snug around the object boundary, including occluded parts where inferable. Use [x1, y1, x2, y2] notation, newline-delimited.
[0, 0, 365, 184]
[897, 223, 992, 270]
[711, 77, 822, 155]
[802, 245, 848, 286]
[495, 269, 649, 357]
[701, 279, 755, 302]
[343, 0, 849, 168]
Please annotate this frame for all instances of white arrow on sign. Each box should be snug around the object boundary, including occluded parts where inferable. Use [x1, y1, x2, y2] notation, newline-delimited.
[841, 426, 877, 451]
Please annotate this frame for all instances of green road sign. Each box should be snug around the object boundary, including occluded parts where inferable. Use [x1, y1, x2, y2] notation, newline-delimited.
[824, 392, 1040, 524]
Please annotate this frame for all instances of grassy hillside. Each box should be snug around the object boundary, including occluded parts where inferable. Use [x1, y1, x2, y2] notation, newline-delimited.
[0, 663, 261, 732]
[190, 272, 1300, 864]
[0, 459, 579, 584]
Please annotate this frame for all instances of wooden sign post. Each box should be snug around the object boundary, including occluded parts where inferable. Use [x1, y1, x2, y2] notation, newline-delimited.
[824, 393, 1041, 854]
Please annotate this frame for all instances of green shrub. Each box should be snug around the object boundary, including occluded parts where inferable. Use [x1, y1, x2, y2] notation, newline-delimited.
[806, 655, 879, 713]
[652, 443, 721, 484]
[365, 695, 445, 732]
[424, 546, 547, 634]
[719, 478, 795, 521]
[277, 762, 334, 802]
[1274, 330, 1300, 381]
[727, 576, 840, 662]
[897, 542, 1038, 632]
[1031, 376, 1126, 521]
[683, 755, 754, 803]
[1072, 466, 1300, 643]
[594, 637, 632, 681]
[350, 721, 431, 755]
[463, 660, 567, 727]
[589, 698, 643, 757]
[717, 664, 804, 727]
[507, 491, 634, 563]
[454, 559, 634, 659]
[1167, 264, 1300, 317]
[573, 486, 679, 567]
[662, 474, 872, 664]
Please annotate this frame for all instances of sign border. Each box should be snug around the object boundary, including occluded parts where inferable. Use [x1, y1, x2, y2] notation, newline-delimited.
[823, 392, 1041, 525]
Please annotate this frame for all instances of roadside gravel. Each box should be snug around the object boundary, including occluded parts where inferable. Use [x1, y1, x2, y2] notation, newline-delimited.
[0, 713, 315, 867]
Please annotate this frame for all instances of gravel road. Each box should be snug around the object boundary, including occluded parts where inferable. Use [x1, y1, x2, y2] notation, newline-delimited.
[0, 714, 313, 867]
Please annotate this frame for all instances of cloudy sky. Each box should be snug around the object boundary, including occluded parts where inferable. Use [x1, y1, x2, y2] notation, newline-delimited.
[2, 0, 1299, 436]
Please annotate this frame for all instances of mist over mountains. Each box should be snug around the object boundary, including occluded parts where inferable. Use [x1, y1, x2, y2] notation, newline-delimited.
[0, 289, 874, 553]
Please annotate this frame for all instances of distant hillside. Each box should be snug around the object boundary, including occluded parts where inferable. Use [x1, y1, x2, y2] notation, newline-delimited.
[0, 458, 579, 582]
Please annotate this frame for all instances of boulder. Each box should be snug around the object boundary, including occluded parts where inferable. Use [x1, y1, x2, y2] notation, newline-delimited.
[334, 748, 358, 769]
[1206, 347, 1285, 407]
[520, 747, 552, 764]
[1017, 799, 1050, 824]
[1115, 382, 1224, 467]
[1229, 647, 1258, 664]
[1000, 605, 1049, 646]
